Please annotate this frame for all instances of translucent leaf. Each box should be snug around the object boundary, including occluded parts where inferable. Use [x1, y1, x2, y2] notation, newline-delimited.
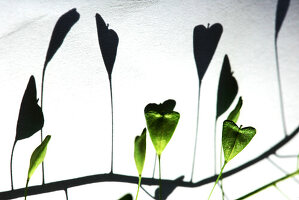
[44, 8, 80, 67]
[222, 120, 256, 162]
[194, 23, 223, 82]
[134, 128, 146, 176]
[216, 55, 238, 119]
[144, 100, 180, 156]
[144, 99, 175, 114]
[27, 135, 51, 180]
[227, 97, 242, 123]
[95, 13, 119, 80]
[15, 76, 44, 141]
[118, 194, 133, 200]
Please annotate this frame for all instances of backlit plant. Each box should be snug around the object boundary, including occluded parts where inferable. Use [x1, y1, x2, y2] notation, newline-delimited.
[1, 1, 297, 199]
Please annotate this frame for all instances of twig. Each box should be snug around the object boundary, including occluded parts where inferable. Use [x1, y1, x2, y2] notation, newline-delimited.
[236, 170, 299, 199]
[1, 126, 298, 199]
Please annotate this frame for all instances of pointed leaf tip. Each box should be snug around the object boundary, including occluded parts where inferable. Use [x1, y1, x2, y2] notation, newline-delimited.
[227, 96, 243, 123]
[16, 76, 44, 141]
[28, 135, 51, 180]
[95, 13, 119, 79]
[134, 128, 146, 176]
[222, 120, 256, 162]
[44, 8, 80, 67]
[216, 55, 238, 119]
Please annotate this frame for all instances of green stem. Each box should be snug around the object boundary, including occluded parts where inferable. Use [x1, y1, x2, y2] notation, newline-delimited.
[153, 154, 157, 178]
[158, 155, 162, 200]
[273, 184, 290, 200]
[236, 169, 299, 200]
[24, 178, 29, 200]
[135, 175, 141, 200]
[219, 143, 224, 199]
[208, 162, 227, 200]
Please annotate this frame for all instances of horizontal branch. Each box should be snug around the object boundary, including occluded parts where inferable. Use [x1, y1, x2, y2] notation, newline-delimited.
[1, 125, 298, 199]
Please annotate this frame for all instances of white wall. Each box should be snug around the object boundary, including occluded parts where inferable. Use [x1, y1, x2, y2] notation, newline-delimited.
[0, 0, 298, 199]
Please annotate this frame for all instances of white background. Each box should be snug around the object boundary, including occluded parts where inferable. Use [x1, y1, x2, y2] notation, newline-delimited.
[0, 0, 299, 199]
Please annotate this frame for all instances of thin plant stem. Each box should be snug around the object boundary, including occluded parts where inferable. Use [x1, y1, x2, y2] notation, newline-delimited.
[220, 144, 224, 200]
[220, 182, 224, 200]
[214, 119, 218, 175]
[10, 140, 17, 190]
[109, 77, 114, 174]
[267, 158, 299, 184]
[1, 126, 298, 199]
[274, 40, 287, 137]
[191, 82, 201, 182]
[135, 175, 141, 200]
[208, 162, 227, 200]
[140, 185, 155, 199]
[153, 154, 157, 178]
[273, 184, 290, 200]
[64, 189, 69, 200]
[236, 169, 299, 200]
[275, 154, 298, 158]
[158, 155, 162, 200]
[216, 118, 225, 200]
[41, 66, 46, 184]
[24, 179, 29, 200]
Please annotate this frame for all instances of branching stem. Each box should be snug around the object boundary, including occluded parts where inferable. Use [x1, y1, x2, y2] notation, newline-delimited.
[208, 162, 227, 200]
[135, 175, 141, 200]
[236, 169, 299, 199]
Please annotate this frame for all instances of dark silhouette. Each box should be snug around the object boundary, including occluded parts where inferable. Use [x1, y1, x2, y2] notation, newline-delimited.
[95, 13, 119, 174]
[16, 76, 44, 141]
[11, 76, 44, 190]
[119, 193, 133, 200]
[1, 124, 297, 199]
[44, 8, 80, 67]
[144, 99, 176, 114]
[154, 176, 184, 200]
[216, 55, 238, 119]
[191, 23, 223, 181]
[275, 0, 290, 40]
[274, 0, 290, 136]
[193, 23, 223, 82]
[1, 4, 297, 199]
[40, 8, 80, 184]
[95, 13, 119, 80]
[215, 55, 238, 174]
